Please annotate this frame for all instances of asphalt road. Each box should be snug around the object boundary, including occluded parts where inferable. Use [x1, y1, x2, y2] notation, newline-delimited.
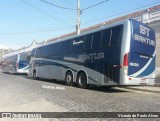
[0, 71, 160, 121]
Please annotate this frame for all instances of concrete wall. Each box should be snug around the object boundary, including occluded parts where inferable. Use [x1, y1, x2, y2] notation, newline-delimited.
[150, 22, 160, 83]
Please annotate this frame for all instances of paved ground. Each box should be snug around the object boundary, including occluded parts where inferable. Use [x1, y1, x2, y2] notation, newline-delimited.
[117, 85, 160, 93]
[0, 71, 160, 121]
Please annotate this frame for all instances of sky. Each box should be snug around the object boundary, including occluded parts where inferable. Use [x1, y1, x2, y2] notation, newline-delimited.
[0, 0, 159, 50]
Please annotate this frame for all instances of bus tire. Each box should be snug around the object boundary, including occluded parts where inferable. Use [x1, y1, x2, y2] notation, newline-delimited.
[9, 68, 14, 75]
[65, 71, 73, 86]
[33, 70, 39, 80]
[77, 72, 88, 89]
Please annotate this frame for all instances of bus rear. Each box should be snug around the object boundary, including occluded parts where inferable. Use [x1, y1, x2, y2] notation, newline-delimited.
[122, 19, 156, 85]
[16, 52, 30, 73]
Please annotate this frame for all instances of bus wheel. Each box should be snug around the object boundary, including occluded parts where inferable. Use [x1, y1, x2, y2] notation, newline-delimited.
[33, 70, 38, 79]
[65, 71, 73, 86]
[9, 68, 14, 75]
[77, 72, 88, 89]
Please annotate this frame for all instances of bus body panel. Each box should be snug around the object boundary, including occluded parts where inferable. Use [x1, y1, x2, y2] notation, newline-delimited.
[121, 19, 156, 85]
[28, 19, 156, 86]
[2, 52, 31, 74]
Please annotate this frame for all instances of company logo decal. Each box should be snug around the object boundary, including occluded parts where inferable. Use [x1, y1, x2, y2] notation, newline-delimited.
[73, 40, 83, 45]
[134, 25, 155, 47]
[79, 52, 104, 61]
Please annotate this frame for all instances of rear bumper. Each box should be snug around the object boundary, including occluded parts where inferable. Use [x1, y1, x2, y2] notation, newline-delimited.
[17, 69, 28, 74]
[121, 75, 155, 85]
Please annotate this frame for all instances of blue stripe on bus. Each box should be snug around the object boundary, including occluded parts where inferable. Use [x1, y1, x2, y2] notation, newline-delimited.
[137, 57, 155, 77]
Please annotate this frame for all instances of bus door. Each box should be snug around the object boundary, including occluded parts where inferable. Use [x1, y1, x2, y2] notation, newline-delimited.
[103, 63, 121, 85]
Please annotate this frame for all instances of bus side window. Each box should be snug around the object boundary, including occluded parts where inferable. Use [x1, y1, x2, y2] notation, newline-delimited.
[48, 43, 60, 56]
[84, 34, 92, 50]
[41, 46, 49, 57]
[72, 36, 84, 52]
[35, 48, 42, 58]
[91, 32, 101, 50]
[60, 40, 71, 54]
[109, 25, 123, 47]
[91, 32, 101, 49]
[102, 28, 111, 47]
[13, 55, 17, 62]
[31, 49, 35, 57]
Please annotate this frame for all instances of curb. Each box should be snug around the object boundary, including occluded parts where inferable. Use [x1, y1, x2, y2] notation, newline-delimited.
[116, 86, 160, 93]
[154, 83, 160, 87]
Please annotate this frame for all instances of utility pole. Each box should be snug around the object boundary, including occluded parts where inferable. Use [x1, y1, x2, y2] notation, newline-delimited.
[76, 0, 81, 35]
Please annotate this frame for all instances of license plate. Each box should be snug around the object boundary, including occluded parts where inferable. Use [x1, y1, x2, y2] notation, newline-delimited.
[140, 78, 147, 84]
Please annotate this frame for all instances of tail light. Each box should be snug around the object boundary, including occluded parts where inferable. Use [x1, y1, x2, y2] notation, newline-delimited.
[16, 63, 19, 68]
[123, 53, 129, 66]
[123, 53, 129, 75]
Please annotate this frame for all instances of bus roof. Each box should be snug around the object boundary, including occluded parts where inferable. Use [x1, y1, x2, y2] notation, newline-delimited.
[36, 19, 134, 49]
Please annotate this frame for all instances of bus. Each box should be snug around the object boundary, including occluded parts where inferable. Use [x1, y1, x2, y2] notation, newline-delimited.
[2, 51, 31, 74]
[28, 19, 156, 88]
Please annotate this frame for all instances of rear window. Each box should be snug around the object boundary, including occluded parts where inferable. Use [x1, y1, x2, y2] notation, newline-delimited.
[20, 53, 28, 60]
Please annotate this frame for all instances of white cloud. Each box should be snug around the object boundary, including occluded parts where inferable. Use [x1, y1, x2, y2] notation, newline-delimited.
[9, 45, 20, 50]
[0, 44, 20, 50]
[0, 44, 10, 49]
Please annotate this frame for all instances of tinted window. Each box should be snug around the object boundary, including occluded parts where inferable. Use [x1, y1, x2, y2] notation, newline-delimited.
[41, 46, 49, 57]
[72, 36, 84, 52]
[102, 29, 111, 47]
[60, 40, 71, 54]
[35, 48, 42, 58]
[20, 53, 28, 60]
[31, 49, 36, 57]
[109, 25, 123, 47]
[13, 55, 18, 62]
[92, 32, 101, 49]
[85, 34, 92, 50]
[48, 43, 60, 56]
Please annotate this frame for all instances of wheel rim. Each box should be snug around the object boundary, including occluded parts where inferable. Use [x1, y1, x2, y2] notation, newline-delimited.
[78, 75, 85, 85]
[66, 75, 72, 82]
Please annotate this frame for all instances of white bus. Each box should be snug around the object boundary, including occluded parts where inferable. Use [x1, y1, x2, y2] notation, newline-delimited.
[28, 19, 156, 88]
[2, 51, 31, 74]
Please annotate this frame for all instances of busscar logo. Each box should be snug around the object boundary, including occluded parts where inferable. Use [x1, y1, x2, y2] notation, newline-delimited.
[2, 113, 11, 118]
[73, 40, 83, 45]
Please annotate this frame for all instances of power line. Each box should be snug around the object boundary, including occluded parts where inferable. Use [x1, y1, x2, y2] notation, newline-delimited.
[82, 2, 160, 26]
[55, 0, 76, 23]
[0, 27, 73, 35]
[40, 0, 109, 11]
[40, 0, 76, 10]
[82, 0, 109, 11]
[21, 0, 74, 27]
